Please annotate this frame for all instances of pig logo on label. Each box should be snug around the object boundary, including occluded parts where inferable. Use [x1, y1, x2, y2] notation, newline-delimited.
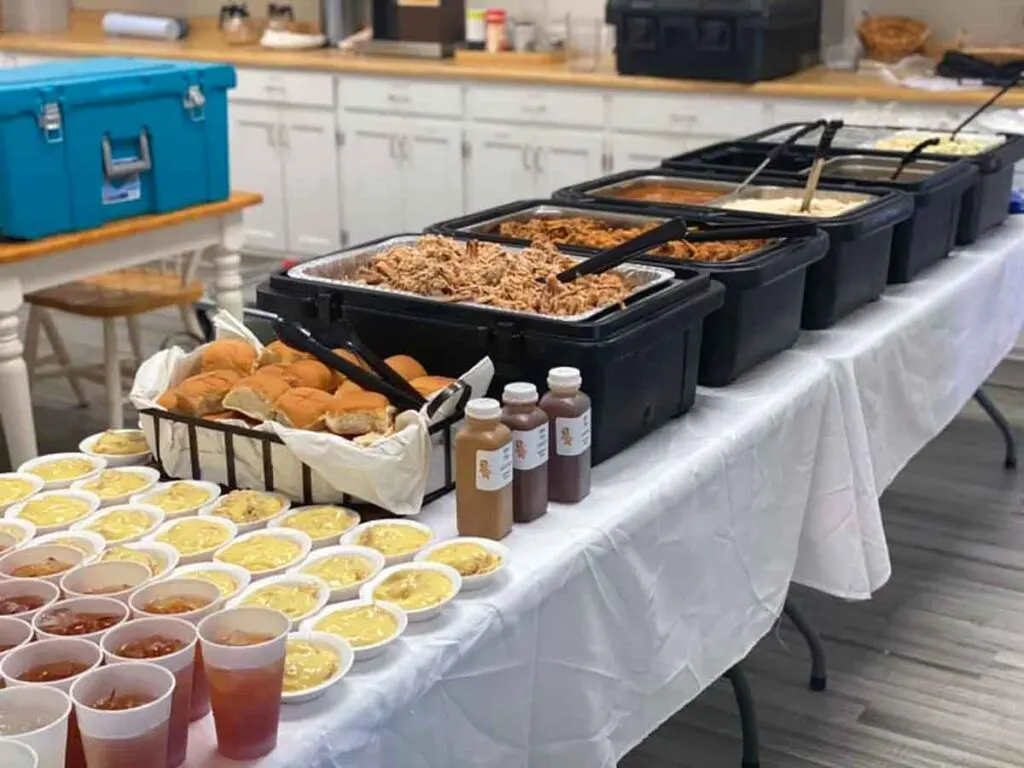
[478, 458, 492, 482]
[560, 427, 573, 450]
[514, 439, 527, 460]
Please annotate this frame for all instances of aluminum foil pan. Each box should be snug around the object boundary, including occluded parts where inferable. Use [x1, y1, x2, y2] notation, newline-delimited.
[287, 235, 676, 324]
[807, 155, 951, 183]
[588, 175, 738, 205]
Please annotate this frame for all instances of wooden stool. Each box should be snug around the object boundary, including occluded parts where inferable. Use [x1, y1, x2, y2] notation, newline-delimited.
[25, 262, 205, 429]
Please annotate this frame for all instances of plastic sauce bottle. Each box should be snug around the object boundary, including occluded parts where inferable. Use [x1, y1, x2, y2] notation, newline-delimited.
[540, 367, 592, 504]
[455, 398, 514, 540]
[501, 383, 549, 523]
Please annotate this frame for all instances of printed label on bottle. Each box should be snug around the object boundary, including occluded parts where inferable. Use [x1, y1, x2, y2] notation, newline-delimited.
[555, 410, 591, 457]
[476, 443, 513, 492]
[512, 424, 549, 471]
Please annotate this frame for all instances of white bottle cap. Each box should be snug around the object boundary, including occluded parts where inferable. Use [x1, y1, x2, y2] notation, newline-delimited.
[466, 398, 502, 421]
[502, 382, 539, 405]
[548, 367, 582, 391]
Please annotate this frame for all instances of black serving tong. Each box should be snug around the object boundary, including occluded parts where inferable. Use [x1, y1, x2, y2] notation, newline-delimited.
[686, 219, 820, 242]
[890, 137, 942, 180]
[271, 316, 426, 412]
[800, 119, 844, 213]
[950, 74, 1021, 140]
[726, 119, 828, 200]
[329, 318, 426, 405]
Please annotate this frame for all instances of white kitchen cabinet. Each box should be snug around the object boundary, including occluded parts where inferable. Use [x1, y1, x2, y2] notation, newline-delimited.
[229, 103, 288, 253]
[610, 134, 689, 173]
[535, 130, 605, 195]
[465, 126, 535, 212]
[282, 108, 342, 255]
[402, 120, 464, 231]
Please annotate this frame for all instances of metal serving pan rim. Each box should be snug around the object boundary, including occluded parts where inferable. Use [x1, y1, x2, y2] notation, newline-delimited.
[588, 175, 739, 204]
[287, 235, 677, 324]
[451, 203, 781, 264]
[803, 155, 951, 182]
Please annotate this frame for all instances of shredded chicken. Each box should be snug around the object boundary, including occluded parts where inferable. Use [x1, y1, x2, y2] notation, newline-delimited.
[497, 217, 768, 263]
[342, 236, 635, 317]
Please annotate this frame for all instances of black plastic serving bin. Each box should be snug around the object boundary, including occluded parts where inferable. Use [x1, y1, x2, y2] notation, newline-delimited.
[429, 200, 829, 386]
[257, 234, 725, 464]
[553, 169, 915, 330]
[662, 141, 980, 283]
[736, 122, 1024, 245]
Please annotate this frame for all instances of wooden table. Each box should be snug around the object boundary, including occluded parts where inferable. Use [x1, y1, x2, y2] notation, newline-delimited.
[0, 192, 262, 466]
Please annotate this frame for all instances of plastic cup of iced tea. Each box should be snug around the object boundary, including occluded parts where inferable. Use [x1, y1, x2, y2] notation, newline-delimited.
[69, 662, 175, 768]
[0, 739, 38, 768]
[197, 607, 290, 760]
[0, 617, 35, 686]
[129, 577, 222, 722]
[32, 597, 129, 646]
[101, 617, 197, 768]
[0, 579, 60, 625]
[0, 685, 71, 768]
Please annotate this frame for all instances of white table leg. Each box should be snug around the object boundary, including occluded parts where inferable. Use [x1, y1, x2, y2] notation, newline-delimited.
[213, 215, 246, 321]
[0, 278, 37, 465]
[103, 319, 123, 430]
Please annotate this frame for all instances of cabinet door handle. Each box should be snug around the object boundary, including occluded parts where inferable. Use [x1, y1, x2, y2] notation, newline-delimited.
[389, 135, 399, 159]
[278, 124, 289, 149]
[399, 135, 410, 161]
[266, 124, 277, 148]
[387, 92, 412, 104]
[521, 146, 531, 170]
[533, 147, 543, 175]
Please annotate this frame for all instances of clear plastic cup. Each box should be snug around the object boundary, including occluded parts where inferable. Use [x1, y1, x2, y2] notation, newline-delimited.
[129, 578, 222, 722]
[60, 562, 151, 604]
[101, 618, 196, 768]
[197, 607, 289, 760]
[0, 617, 35, 683]
[0, 739, 38, 768]
[32, 597, 129, 645]
[0, 686, 71, 768]
[70, 662, 175, 768]
[0, 579, 60, 624]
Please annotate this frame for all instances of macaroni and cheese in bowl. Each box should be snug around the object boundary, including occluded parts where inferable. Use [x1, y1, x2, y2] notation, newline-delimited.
[150, 516, 238, 565]
[294, 545, 384, 602]
[0, 518, 37, 549]
[342, 520, 433, 566]
[360, 562, 461, 622]
[231, 574, 330, 628]
[270, 505, 360, 548]
[281, 631, 353, 704]
[132, 481, 221, 519]
[214, 529, 311, 579]
[19, 453, 105, 490]
[100, 542, 179, 579]
[0, 473, 44, 514]
[201, 490, 290, 534]
[79, 430, 151, 466]
[73, 504, 165, 545]
[172, 562, 251, 602]
[6, 490, 101, 534]
[301, 598, 407, 661]
[72, 467, 160, 507]
[416, 538, 509, 591]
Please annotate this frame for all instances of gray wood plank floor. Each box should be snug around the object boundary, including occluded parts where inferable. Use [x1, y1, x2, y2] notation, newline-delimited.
[6, 305, 1024, 768]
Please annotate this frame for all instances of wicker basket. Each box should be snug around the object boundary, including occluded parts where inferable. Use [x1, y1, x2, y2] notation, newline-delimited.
[858, 14, 931, 63]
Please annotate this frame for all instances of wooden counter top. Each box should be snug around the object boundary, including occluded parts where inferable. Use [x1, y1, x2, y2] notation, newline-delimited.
[1, 11, 1022, 108]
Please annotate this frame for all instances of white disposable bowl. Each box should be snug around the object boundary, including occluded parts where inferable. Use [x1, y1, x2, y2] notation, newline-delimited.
[0, 739, 38, 768]
[60, 561, 153, 604]
[18, 453, 105, 491]
[146, 516, 238, 566]
[78, 430, 151, 467]
[268, 505, 361, 550]
[171, 562, 251, 603]
[214, 528, 312, 580]
[0, 531, 17, 558]
[230, 573, 330, 629]
[281, 631, 354, 705]
[71, 504, 165, 546]
[0, 545, 86, 586]
[30, 531, 106, 564]
[0, 579, 60, 623]
[0, 473, 45, 514]
[0, 518, 38, 549]
[360, 562, 462, 622]
[341, 519, 434, 566]
[97, 541, 179, 580]
[130, 480, 222, 519]
[292, 545, 385, 603]
[128, 577, 223, 624]
[1, 636, 103, 690]
[5, 491, 101, 535]
[415, 537, 510, 592]
[71, 467, 160, 508]
[300, 598, 407, 662]
[199, 490, 292, 535]
[32, 596, 129, 645]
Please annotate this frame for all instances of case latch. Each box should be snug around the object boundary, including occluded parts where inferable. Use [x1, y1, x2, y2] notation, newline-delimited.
[183, 85, 206, 122]
[38, 102, 63, 144]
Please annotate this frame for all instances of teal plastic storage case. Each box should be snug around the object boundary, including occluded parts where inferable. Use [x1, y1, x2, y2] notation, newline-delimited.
[0, 57, 236, 240]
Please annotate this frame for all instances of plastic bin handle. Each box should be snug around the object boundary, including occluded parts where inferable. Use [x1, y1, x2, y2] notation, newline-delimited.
[102, 131, 152, 180]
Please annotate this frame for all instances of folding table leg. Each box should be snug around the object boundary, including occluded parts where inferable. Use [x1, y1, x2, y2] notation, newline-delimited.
[724, 664, 760, 768]
[973, 388, 1018, 470]
[783, 598, 827, 691]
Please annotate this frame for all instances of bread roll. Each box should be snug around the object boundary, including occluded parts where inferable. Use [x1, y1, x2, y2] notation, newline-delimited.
[200, 339, 257, 376]
[284, 359, 333, 391]
[223, 373, 292, 421]
[157, 389, 178, 410]
[173, 370, 242, 417]
[326, 391, 395, 437]
[410, 376, 456, 399]
[384, 354, 428, 382]
[258, 340, 312, 368]
[335, 380, 364, 397]
[329, 348, 370, 388]
[205, 410, 259, 428]
[272, 387, 336, 431]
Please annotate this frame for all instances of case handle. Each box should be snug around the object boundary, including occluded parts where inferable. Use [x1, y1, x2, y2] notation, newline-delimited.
[102, 131, 152, 180]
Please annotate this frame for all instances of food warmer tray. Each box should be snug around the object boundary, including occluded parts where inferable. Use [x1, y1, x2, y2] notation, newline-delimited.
[429, 200, 830, 385]
[723, 122, 1024, 244]
[259, 233, 725, 464]
[663, 143, 980, 283]
[554, 169, 915, 329]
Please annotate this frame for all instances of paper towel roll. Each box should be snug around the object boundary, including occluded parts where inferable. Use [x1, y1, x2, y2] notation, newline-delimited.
[102, 13, 188, 41]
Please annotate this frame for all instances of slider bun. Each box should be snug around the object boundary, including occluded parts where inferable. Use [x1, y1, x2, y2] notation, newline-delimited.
[326, 391, 395, 437]
[384, 355, 428, 382]
[173, 370, 242, 417]
[284, 359, 334, 391]
[200, 339, 257, 377]
[272, 387, 335, 431]
[330, 348, 370, 388]
[223, 373, 293, 421]
[410, 376, 456, 399]
[336, 380, 364, 397]
[205, 410, 260, 428]
[259, 340, 313, 367]
[157, 389, 178, 410]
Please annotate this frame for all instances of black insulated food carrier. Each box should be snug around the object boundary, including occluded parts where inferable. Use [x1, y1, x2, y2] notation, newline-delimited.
[429, 200, 829, 386]
[553, 169, 914, 329]
[257, 233, 725, 464]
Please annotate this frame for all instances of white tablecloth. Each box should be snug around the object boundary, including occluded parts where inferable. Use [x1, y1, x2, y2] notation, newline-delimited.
[186, 353, 834, 768]
[789, 218, 1024, 599]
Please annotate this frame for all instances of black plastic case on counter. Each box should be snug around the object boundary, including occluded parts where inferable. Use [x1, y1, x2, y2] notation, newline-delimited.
[662, 142, 980, 283]
[429, 200, 829, 386]
[257, 233, 725, 464]
[737, 122, 1024, 245]
[553, 169, 915, 330]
